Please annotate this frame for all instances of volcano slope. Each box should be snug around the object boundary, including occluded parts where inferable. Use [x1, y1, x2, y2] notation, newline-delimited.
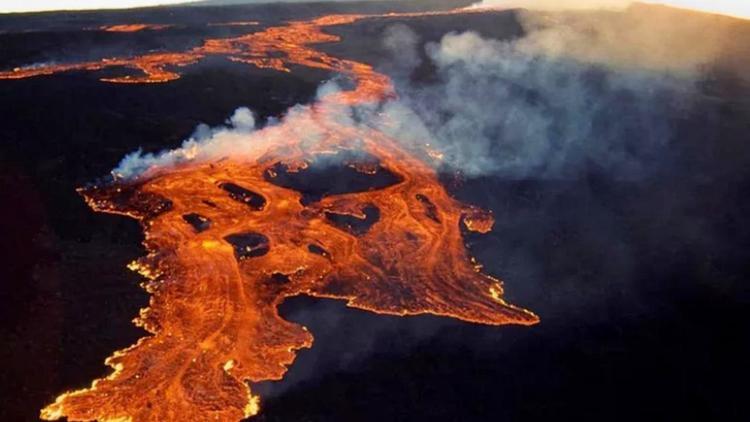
[1, 1, 749, 421]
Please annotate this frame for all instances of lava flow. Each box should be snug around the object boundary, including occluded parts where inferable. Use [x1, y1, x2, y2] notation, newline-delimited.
[100, 24, 174, 32]
[0, 8, 480, 84]
[27, 8, 539, 422]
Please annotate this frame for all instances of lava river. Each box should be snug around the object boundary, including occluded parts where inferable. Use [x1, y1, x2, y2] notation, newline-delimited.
[9, 8, 541, 422]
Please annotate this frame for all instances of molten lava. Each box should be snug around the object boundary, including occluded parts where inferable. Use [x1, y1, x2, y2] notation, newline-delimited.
[0, 9, 481, 84]
[21, 7, 539, 422]
[100, 24, 174, 32]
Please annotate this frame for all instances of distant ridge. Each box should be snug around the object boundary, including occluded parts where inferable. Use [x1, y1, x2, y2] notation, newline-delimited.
[0, 1, 197, 14]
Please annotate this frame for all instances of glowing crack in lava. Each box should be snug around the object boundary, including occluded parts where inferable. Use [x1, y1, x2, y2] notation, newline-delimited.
[22, 8, 539, 422]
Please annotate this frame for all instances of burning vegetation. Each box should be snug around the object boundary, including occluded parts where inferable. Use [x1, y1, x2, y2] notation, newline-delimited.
[17, 6, 539, 422]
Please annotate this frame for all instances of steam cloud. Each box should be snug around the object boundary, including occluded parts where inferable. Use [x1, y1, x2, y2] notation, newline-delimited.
[113, 4, 746, 182]
[372, 6, 723, 179]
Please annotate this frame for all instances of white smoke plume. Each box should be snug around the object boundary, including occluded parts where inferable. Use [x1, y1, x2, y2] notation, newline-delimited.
[370, 12, 700, 179]
[370, 3, 747, 178]
[112, 4, 747, 181]
[113, 85, 354, 179]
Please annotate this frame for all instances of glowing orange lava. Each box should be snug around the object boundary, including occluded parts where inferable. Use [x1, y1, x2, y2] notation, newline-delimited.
[100, 24, 174, 32]
[0, 9, 482, 84]
[22, 8, 538, 422]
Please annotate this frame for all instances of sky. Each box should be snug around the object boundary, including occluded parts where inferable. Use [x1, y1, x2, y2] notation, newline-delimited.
[2, 0, 749, 19]
[647, 0, 750, 19]
[472, 1, 750, 19]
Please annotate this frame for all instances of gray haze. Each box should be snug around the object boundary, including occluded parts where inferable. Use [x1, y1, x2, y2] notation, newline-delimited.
[374, 22, 693, 179]
[113, 6, 723, 181]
